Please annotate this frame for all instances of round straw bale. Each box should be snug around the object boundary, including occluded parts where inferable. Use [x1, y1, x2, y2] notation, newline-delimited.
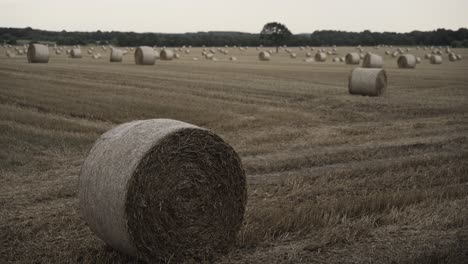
[345, 53, 360, 65]
[332, 57, 339, 62]
[448, 53, 457, 62]
[430, 55, 443, 64]
[290, 53, 297, 59]
[259, 51, 271, 61]
[110, 48, 124, 62]
[397, 54, 417, 69]
[55, 50, 61, 55]
[79, 119, 246, 262]
[425, 54, 432, 59]
[416, 57, 421, 63]
[27, 44, 49, 63]
[456, 54, 462, 60]
[305, 52, 312, 58]
[362, 53, 383, 68]
[174, 53, 180, 59]
[134, 46, 155, 65]
[192, 57, 199, 61]
[185, 49, 190, 54]
[392, 51, 399, 58]
[340, 57, 345, 62]
[348, 68, 387, 96]
[385, 50, 391, 55]
[315, 52, 327, 62]
[230, 56, 237, 61]
[160, 49, 175, 60]
[71, 48, 82, 58]
[205, 53, 214, 60]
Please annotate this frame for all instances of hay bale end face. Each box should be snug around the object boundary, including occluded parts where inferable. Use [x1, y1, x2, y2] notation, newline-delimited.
[134, 46, 156, 65]
[110, 48, 124, 62]
[27, 44, 49, 63]
[349, 68, 387, 97]
[79, 119, 247, 262]
[397, 54, 417, 69]
[362, 53, 383, 68]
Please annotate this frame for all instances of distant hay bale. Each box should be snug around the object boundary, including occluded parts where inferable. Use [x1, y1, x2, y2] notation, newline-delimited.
[71, 48, 82, 58]
[160, 49, 174, 60]
[392, 51, 399, 58]
[55, 50, 61, 55]
[134, 46, 156, 65]
[92, 53, 102, 60]
[27, 44, 49, 63]
[110, 48, 124, 62]
[314, 52, 327, 62]
[185, 49, 190, 54]
[348, 68, 387, 97]
[345, 53, 360, 65]
[448, 53, 457, 62]
[332, 57, 339, 62]
[192, 57, 199, 61]
[258, 51, 271, 61]
[230, 56, 237, 61]
[359, 53, 365, 59]
[397, 54, 417, 69]
[290, 53, 297, 59]
[205, 53, 214, 60]
[340, 57, 345, 62]
[425, 54, 432, 59]
[87, 49, 93, 55]
[362, 53, 383, 68]
[305, 52, 312, 58]
[174, 53, 180, 59]
[456, 54, 462, 60]
[303, 58, 314, 63]
[79, 119, 247, 262]
[416, 57, 421, 63]
[430, 55, 443, 64]
[385, 50, 391, 55]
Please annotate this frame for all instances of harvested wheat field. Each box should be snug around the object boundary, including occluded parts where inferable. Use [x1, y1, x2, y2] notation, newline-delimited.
[1, 45, 468, 263]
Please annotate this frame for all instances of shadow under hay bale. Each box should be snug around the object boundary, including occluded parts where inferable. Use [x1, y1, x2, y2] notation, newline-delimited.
[79, 119, 247, 263]
[348, 68, 387, 97]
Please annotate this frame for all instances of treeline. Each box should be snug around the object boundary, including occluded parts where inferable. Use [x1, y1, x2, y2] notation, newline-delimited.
[1, 27, 468, 47]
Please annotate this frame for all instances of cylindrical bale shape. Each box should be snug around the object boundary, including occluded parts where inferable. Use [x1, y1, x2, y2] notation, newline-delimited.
[362, 53, 384, 68]
[79, 119, 247, 262]
[134, 46, 155, 65]
[315, 52, 327, 62]
[71, 48, 82, 58]
[449, 53, 457, 62]
[27, 44, 49, 63]
[348, 68, 387, 97]
[345, 53, 360, 65]
[430, 55, 443, 64]
[110, 48, 124, 62]
[416, 57, 422, 63]
[397, 54, 417, 69]
[258, 51, 271, 61]
[160, 49, 174, 60]
[290, 53, 297, 59]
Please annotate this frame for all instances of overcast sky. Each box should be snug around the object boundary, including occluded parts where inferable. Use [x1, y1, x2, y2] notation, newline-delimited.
[1, 0, 467, 33]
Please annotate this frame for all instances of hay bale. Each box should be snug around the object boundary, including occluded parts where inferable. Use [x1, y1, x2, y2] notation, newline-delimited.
[392, 51, 399, 58]
[110, 48, 124, 62]
[348, 68, 387, 97]
[160, 49, 175, 60]
[397, 54, 417, 69]
[305, 52, 312, 58]
[416, 57, 421, 63]
[430, 55, 443, 64]
[448, 53, 457, 62]
[79, 119, 246, 262]
[92, 53, 102, 60]
[134, 46, 156, 65]
[185, 49, 190, 54]
[362, 53, 383, 68]
[340, 57, 345, 62]
[27, 44, 49, 63]
[332, 57, 339, 62]
[55, 50, 61, 55]
[345, 53, 360, 65]
[230, 56, 237, 61]
[290, 53, 297, 59]
[174, 53, 180, 59]
[258, 51, 271, 61]
[314, 52, 327, 62]
[385, 50, 391, 55]
[456, 54, 462, 60]
[205, 53, 214, 60]
[71, 48, 82, 58]
[425, 54, 432, 59]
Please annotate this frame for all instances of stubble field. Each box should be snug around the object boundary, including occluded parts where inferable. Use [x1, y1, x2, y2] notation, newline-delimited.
[1, 46, 468, 263]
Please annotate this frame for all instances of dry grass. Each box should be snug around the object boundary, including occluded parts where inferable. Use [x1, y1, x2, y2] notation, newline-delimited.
[1, 46, 468, 263]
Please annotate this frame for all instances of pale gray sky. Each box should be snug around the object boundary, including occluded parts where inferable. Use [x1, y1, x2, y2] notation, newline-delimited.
[1, 0, 467, 33]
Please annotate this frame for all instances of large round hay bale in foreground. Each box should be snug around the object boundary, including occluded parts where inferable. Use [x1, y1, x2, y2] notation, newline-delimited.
[71, 48, 82, 58]
[160, 49, 174, 60]
[79, 119, 247, 262]
[397, 54, 417, 69]
[134, 46, 155, 65]
[315, 52, 327, 62]
[348, 68, 387, 96]
[258, 51, 271, 61]
[110, 48, 123, 62]
[362, 53, 383, 68]
[345, 53, 360, 65]
[27, 44, 49, 63]
[430, 55, 443, 64]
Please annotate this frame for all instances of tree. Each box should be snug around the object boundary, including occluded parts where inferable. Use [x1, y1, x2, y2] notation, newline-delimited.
[260, 22, 292, 53]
